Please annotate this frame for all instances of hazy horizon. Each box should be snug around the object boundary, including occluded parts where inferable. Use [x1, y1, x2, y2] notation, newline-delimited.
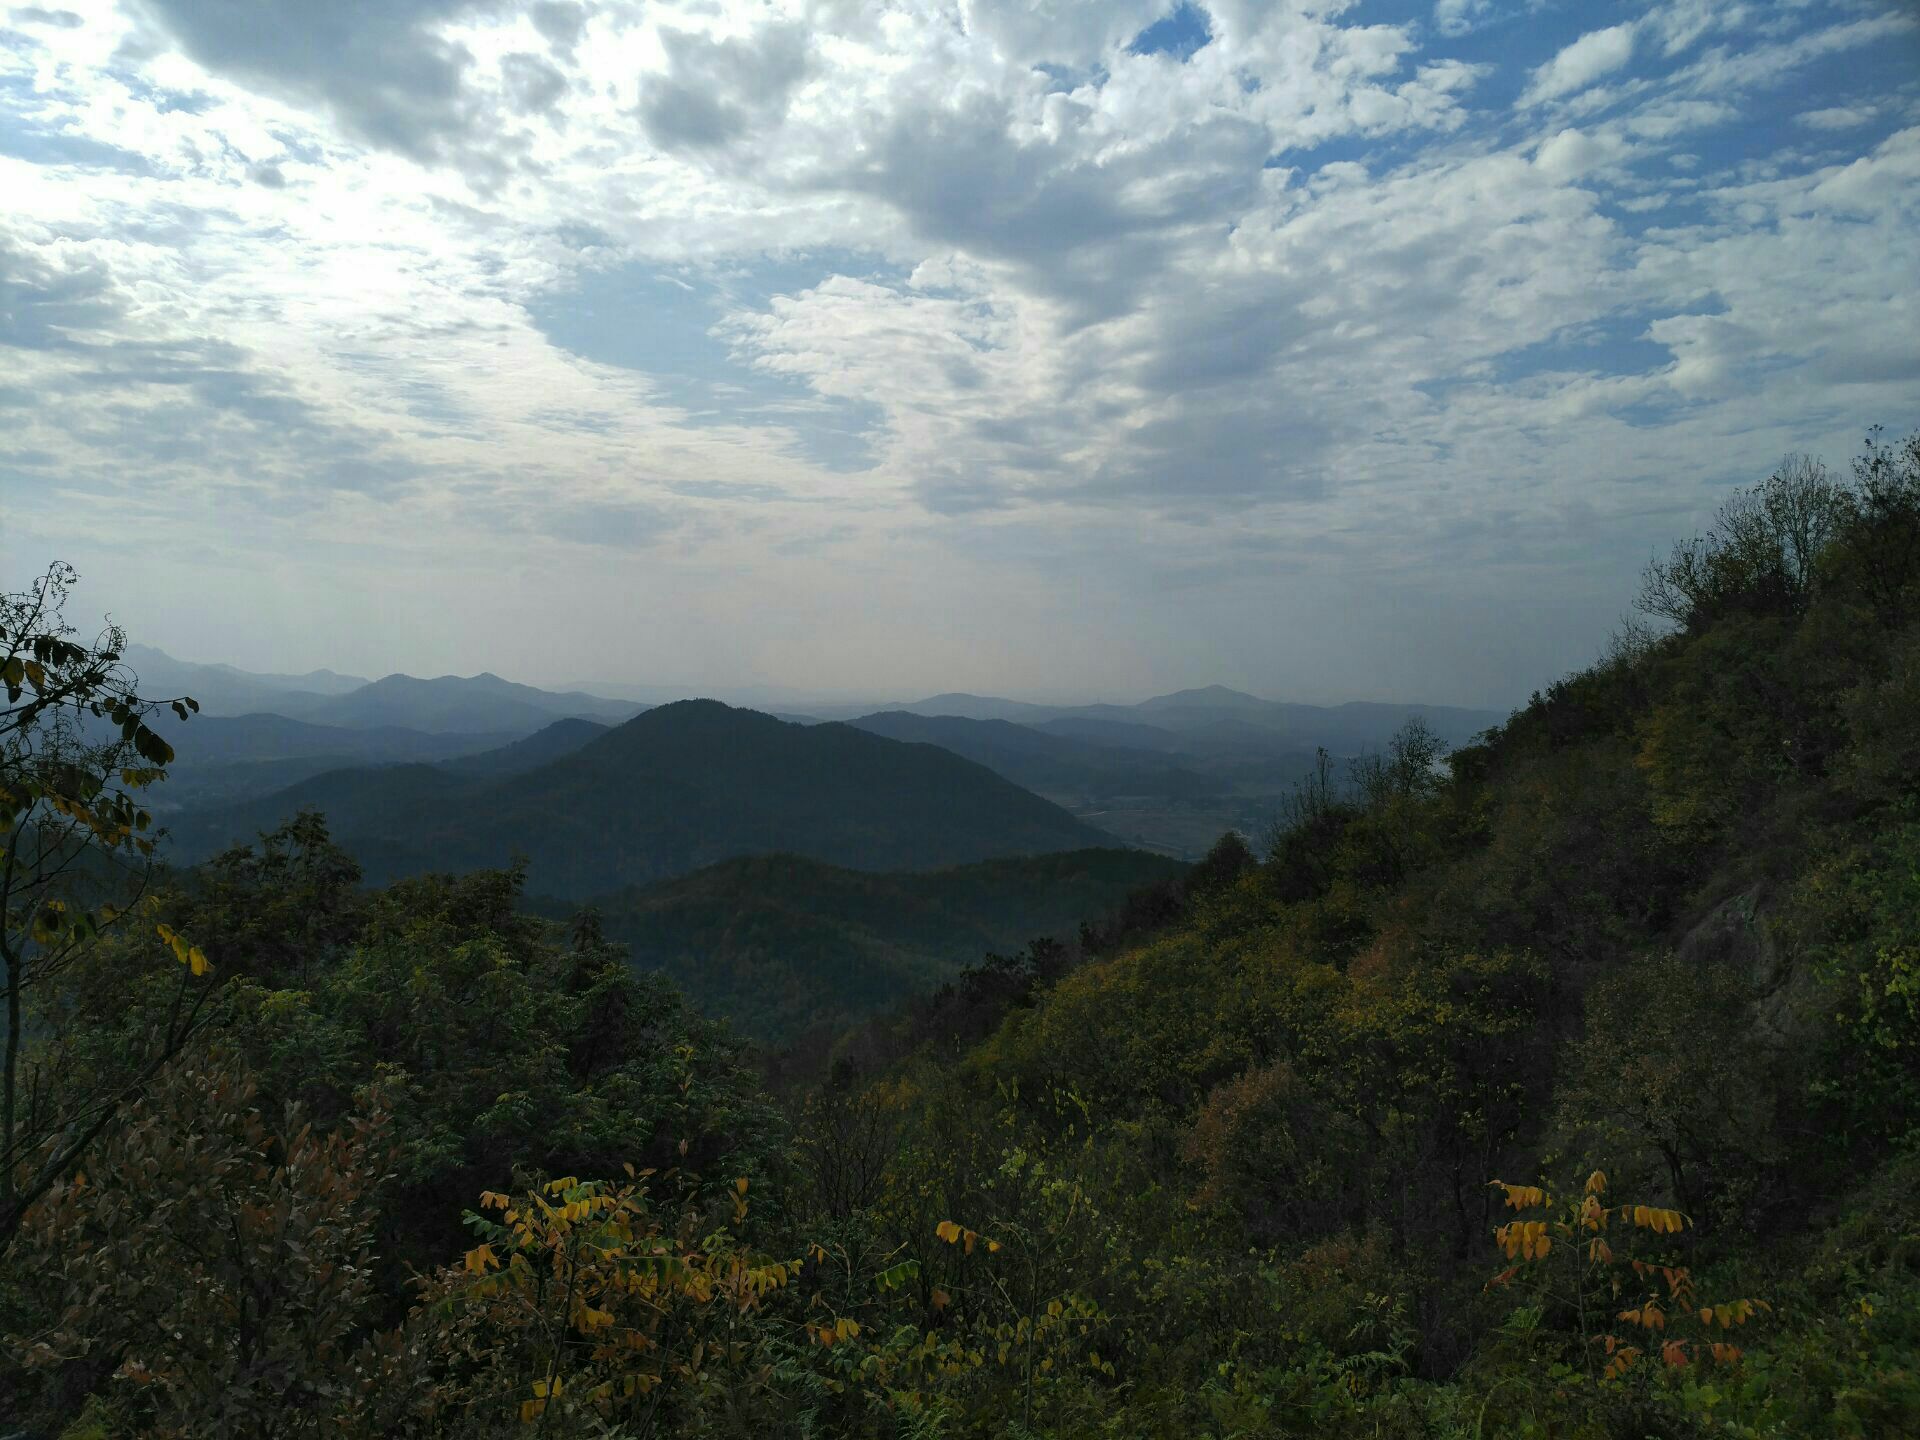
[119, 639, 1508, 716]
[5, 1, 1916, 711]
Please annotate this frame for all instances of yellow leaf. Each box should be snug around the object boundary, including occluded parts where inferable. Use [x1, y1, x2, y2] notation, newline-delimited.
[187, 946, 211, 976]
[935, 1220, 962, 1245]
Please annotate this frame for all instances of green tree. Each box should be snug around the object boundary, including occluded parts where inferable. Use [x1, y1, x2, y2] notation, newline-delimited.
[1637, 453, 1851, 632]
[4, 1054, 392, 1438]
[0, 562, 205, 1249]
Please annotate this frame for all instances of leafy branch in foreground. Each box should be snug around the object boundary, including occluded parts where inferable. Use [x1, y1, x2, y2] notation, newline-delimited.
[1487, 1169, 1769, 1381]
[1, 561, 208, 1250]
[387, 1170, 800, 1430]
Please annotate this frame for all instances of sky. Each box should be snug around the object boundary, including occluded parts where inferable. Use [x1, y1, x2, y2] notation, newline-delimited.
[1, 0, 1916, 708]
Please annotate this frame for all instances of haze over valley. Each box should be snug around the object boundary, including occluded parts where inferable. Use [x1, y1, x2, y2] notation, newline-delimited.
[130, 642, 1500, 870]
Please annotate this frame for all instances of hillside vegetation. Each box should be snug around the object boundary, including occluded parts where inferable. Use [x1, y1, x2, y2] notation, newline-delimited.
[3, 428, 1919, 1438]
[542, 847, 1188, 1045]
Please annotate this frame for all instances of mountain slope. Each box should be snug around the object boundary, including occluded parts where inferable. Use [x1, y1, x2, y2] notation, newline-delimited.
[441, 718, 610, 776]
[559, 848, 1188, 1043]
[148, 714, 519, 811]
[167, 700, 1115, 896]
[166, 763, 472, 870]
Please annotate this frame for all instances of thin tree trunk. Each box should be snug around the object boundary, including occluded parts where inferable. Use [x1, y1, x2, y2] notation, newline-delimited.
[2, 939, 19, 1210]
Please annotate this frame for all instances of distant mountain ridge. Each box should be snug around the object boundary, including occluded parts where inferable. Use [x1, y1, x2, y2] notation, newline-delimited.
[847, 711, 1220, 800]
[166, 700, 1112, 897]
[126, 646, 643, 734]
[835, 689, 1502, 754]
[1135, 685, 1274, 713]
[130, 644, 1498, 754]
[125, 644, 369, 700]
[123, 645, 352, 719]
[285, 672, 641, 733]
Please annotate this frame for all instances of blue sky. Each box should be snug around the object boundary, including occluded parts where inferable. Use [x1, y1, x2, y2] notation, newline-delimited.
[1, 0, 1916, 706]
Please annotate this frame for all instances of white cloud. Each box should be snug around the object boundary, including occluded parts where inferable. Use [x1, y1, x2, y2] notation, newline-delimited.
[1797, 104, 1877, 131]
[1, 0, 1915, 703]
[1533, 126, 1635, 179]
[1522, 23, 1638, 107]
[1432, 0, 1494, 39]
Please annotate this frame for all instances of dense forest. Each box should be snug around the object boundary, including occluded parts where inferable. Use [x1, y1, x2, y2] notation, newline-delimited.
[537, 848, 1187, 1047]
[4, 425, 1919, 1437]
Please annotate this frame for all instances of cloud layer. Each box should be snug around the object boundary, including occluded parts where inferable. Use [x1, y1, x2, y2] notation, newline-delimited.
[2, 0, 1917, 704]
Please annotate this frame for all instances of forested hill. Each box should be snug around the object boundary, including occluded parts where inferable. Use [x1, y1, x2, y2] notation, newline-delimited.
[808, 431, 1920, 1430]
[165, 698, 1113, 895]
[538, 846, 1188, 1045]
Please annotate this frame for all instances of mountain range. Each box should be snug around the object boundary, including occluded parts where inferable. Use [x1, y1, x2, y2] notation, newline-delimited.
[279, 672, 641, 732]
[132, 653, 642, 736]
[131, 646, 1503, 863]
[132, 647, 1497, 751]
[165, 701, 1111, 897]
